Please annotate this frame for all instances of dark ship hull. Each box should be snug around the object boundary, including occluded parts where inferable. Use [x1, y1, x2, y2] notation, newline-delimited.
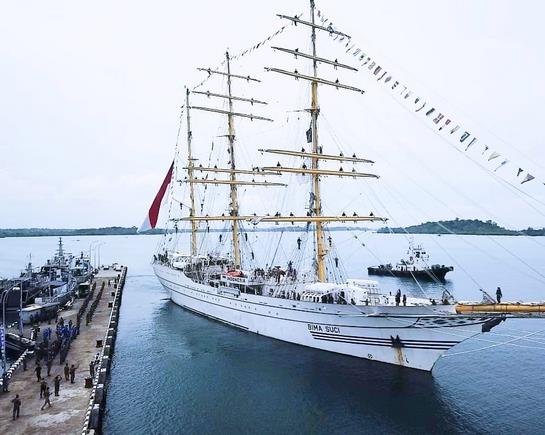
[367, 265, 453, 281]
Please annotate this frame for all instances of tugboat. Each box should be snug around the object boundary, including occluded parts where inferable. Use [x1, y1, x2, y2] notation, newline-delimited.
[367, 242, 453, 282]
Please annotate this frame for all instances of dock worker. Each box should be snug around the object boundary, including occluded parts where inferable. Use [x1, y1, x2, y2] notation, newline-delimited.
[46, 358, 52, 377]
[35, 363, 42, 382]
[297, 237, 302, 250]
[89, 360, 95, 378]
[40, 379, 47, 398]
[70, 364, 77, 384]
[54, 375, 61, 396]
[11, 394, 21, 420]
[64, 363, 70, 381]
[41, 386, 52, 410]
[402, 294, 407, 307]
[496, 287, 503, 304]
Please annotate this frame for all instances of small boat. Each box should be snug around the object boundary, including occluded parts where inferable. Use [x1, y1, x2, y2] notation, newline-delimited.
[367, 242, 453, 282]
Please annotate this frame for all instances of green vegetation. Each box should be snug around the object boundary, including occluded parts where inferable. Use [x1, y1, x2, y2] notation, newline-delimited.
[0, 226, 359, 238]
[1, 220, 543, 238]
[0, 227, 156, 238]
[378, 219, 545, 236]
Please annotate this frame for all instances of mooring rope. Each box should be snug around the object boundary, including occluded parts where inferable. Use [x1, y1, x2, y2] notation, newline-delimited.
[442, 327, 545, 357]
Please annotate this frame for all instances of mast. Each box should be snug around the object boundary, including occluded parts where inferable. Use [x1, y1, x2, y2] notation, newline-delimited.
[309, 0, 325, 282]
[265, 1, 375, 283]
[188, 53, 289, 266]
[186, 87, 198, 256]
[226, 51, 242, 269]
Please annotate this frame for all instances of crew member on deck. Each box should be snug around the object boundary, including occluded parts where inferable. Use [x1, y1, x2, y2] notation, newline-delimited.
[496, 287, 503, 304]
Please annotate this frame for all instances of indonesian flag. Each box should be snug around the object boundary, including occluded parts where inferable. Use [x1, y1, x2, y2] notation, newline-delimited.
[138, 161, 174, 232]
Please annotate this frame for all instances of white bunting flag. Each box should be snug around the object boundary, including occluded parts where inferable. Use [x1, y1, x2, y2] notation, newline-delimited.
[465, 138, 477, 151]
[494, 160, 508, 171]
[488, 151, 501, 161]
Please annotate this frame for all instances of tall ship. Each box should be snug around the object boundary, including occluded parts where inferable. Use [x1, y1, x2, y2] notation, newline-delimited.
[142, 1, 540, 372]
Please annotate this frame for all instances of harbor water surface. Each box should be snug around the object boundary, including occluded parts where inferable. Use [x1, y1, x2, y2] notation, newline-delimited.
[1, 233, 544, 434]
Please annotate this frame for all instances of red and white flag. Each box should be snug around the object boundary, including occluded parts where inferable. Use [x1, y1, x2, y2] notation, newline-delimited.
[138, 161, 174, 233]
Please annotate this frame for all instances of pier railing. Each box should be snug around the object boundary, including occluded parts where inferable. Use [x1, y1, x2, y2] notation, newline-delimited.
[0, 348, 30, 390]
[81, 266, 127, 434]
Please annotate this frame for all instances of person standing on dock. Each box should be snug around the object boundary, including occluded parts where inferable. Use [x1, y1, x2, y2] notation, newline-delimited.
[64, 363, 70, 381]
[89, 360, 95, 378]
[40, 379, 47, 398]
[41, 387, 52, 410]
[395, 289, 401, 306]
[35, 363, 42, 382]
[46, 358, 52, 377]
[402, 294, 407, 307]
[69, 364, 77, 384]
[496, 287, 503, 303]
[11, 394, 21, 420]
[54, 375, 61, 396]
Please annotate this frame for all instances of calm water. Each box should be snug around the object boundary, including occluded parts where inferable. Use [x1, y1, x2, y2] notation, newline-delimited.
[1, 233, 544, 434]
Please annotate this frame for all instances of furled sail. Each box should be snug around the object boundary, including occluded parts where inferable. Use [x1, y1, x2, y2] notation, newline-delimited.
[138, 161, 174, 232]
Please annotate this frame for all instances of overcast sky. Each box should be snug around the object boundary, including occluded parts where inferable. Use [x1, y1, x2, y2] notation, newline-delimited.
[1, 0, 544, 229]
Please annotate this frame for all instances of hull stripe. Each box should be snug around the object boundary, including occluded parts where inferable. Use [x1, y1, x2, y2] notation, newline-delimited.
[311, 334, 454, 350]
[310, 331, 459, 345]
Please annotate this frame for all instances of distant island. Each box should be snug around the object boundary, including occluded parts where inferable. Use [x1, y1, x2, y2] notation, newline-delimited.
[378, 219, 545, 236]
[0, 225, 363, 238]
[1, 219, 544, 238]
[0, 227, 160, 238]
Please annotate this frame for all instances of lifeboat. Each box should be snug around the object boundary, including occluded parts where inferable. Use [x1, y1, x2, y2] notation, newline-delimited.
[226, 270, 244, 278]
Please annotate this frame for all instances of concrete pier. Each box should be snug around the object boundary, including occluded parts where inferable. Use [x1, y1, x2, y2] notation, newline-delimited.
[0, 267, 126, 434]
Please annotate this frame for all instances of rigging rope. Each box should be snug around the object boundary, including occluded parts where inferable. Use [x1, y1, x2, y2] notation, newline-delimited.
[324, 108, 545, 288]
[442, 328, 545, 357]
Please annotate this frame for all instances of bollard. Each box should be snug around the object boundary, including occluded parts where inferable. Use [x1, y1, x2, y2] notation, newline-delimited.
[96, 339, 103, 348]
[85, 376, 93, 388]
[89, 403, 101, 429]
[108, 301, 113, 308]
[94, 384, 104, 404]
[111, 291, 115, 297]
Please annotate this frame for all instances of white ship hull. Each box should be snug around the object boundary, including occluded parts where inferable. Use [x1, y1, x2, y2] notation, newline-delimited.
[154, 264, 500, 371]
